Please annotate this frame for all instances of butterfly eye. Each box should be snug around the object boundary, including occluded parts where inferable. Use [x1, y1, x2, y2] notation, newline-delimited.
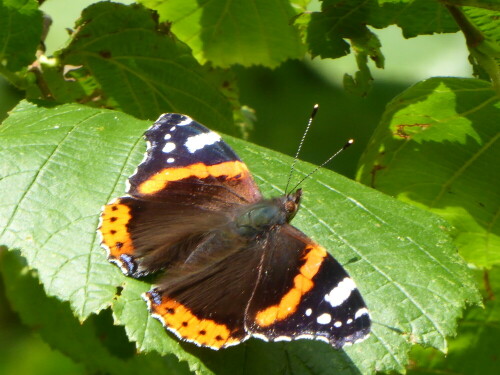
[284, 200, 299, 220]
[284, 200, 295, 212]
[294, 188, 302, 203]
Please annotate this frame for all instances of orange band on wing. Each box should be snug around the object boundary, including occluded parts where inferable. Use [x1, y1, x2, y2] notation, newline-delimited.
[138, 161, 249, 195]
[255, 244, 327, 327]
[146, 293, 240, 349]
[99, 200, 135, 258]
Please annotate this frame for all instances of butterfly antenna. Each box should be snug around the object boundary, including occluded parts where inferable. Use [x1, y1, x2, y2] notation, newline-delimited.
[289, 139, 354, 193]
[285, 104, 319, 194]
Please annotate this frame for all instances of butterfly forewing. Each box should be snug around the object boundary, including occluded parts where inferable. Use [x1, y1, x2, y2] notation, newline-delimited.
[99, 114, 261, 276]
[127, 113, 261, 205]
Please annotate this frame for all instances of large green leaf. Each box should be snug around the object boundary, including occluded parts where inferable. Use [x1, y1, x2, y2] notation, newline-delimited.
[0, 0, 42, 78]
[139, 0, 305, 68]
[357, 78, 500, 269]
[53, 2, 233, 132]
[0, 101, 479, 374]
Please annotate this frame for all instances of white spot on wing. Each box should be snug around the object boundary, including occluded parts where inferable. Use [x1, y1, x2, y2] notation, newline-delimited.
[252, 333, 269, 342]
[177, 116, 193, 126]
[296, 334, 314, 340]
[167, 157, 174, 163]
[316, 313, 332, 325]
[347, 318, 353, 324]
[274, 336, 292, 342]
[162, 142, 176, 153]
[185, 131, 221, 153]
[305, 308, 312, 316]
[334, 321, 342, 328]
[170, 126, 176, 131]
[355, 307, 369, 319]
[164, 134, 171, 140]
[324, 277, 357, 307]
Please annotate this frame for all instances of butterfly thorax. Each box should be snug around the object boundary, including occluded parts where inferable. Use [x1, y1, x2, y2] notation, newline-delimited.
[234, 189, 302, 237]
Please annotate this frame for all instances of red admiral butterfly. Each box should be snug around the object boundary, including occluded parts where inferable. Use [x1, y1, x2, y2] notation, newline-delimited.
[98, 113, 370, 349]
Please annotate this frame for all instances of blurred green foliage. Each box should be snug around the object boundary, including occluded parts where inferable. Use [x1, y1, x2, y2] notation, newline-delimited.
[0, 250, 85, 375]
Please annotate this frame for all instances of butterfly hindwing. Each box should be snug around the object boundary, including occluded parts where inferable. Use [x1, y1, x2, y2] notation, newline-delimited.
[143, 233, 266, 349]
[245, 225, 370, 347]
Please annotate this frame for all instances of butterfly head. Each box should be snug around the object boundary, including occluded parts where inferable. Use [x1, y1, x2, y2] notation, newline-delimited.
[283, 188, 302, 223]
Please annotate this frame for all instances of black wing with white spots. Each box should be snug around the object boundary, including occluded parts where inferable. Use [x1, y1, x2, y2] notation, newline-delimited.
[245, 224, 370, 347]
[127, 113, 262, 206]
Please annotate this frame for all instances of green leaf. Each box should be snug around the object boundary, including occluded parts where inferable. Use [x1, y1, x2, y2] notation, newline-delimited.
[307, 0, 458, 58]
[447, 0, 500, 10]
[463, 6, 500, 49]
[0, 250, 197, 375]
[310, 0, 458, 41]
[357, 77, 500, 269]
[55, 2, 233, 132]
[0, 0, 42, 77]
[342, 29, 383, 96]
[0, 101, 480, 374]
[0, 102, 141, 318]
[139, 0, 305, 68]
[462, 6, 500, 94]
[407, 267, 500, 375]
[307, 10, 352, 59]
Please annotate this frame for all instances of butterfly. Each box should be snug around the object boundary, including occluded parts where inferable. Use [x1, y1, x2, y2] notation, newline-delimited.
[98, 113, 370, 349]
